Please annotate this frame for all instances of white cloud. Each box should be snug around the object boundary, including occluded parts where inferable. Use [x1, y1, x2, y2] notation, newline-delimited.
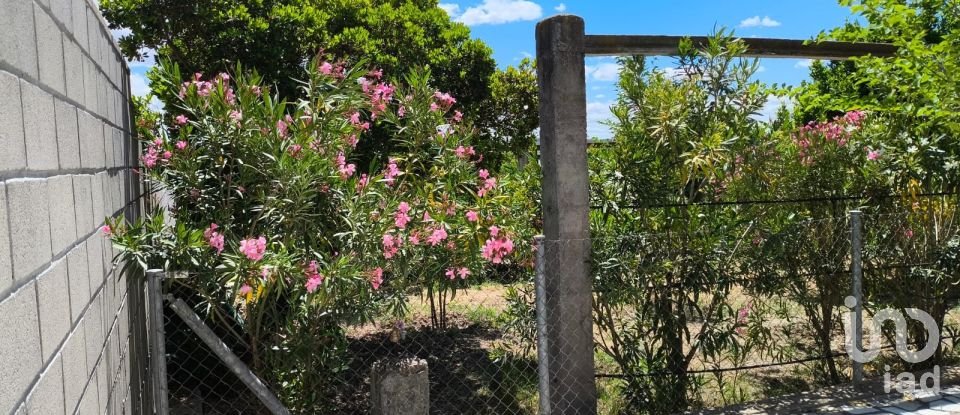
[585, 62, 620, 82]
[754, 94, 794, 122]
[739, 16, 781, 28]
[131, 72, 150, 97]
[555, 3, 566, 12]
[757, 65, 767, 73]
[439, 3, 461, 16]
[457, 0, 543, 26]
[795, 59, 814, 68]
[587, 100, 614, 139]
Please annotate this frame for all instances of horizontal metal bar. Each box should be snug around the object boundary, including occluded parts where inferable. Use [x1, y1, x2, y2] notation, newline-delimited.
[584, 35, 898, 60]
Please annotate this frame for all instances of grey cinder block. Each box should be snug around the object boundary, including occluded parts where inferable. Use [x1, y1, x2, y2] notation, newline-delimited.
[37, 259, 72, 364]
[50, 0, 72, 28]
[0, 281, 42, 414]
[64, 38, 85, 104]
[26, 353, 66, 415]
[67, 242, 90, 322]
[70, 0, 88, 52]
[86, 231, 105, 292]
[21, 80, 60, 171]
[36, 8, 66, 94]
[0, 183, 11, 295]
[56, 100, 82, 169]
[0, 70, 26, 172]
[62, 327, 88, 413]
[77, 370, 99, 415]
[0, 0, 38, 79]
[78, 111, 105, 169]
[48, 175, 78, 256]
[73, 175, 94, 237]
[7, 179, 52, 282]
[83, 298, 104, 377]
[82, 57, 98, 116]
[90, 172, 105, 227]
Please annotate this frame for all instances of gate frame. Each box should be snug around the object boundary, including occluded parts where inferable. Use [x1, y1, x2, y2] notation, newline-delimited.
[533, 14, 895, 414]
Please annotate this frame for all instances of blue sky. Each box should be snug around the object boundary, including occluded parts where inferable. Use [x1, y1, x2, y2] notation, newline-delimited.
[441, 0, 861, 137]
[123, 0, 863, 138]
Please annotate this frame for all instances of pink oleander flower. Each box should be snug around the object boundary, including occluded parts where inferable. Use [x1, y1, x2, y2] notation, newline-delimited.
[394, 202, 412, 229]
[445, 268, 457, 280]
[478, 169, 489, 179]
[357, 174, 370, 191]
[422, 211, 432, 222]
[384, 158, 400, 186]
[204, 223, 225, 254]
[240, 237, 267, 261]
[408, 232, 421, 245]
[336, 152, 356, 179]
[288, 144, 303, 158]
[174, 115, 188, 126]
[429, 102, 439, 112]
[466, 211, 479, 222]
[141, 148, 159, 168]
[100, 225, 112, 236]
[162, 151, 173, 160]
[225, 88, 236, 105]
[452, 110, 463, 123]
[319, 62, 334, 75]
[481, 226, 514, 264]
[250, 85, 262, 96]
[867, 149, 880, 161]
[176, 141, 187, 150]
[230, 110, 243, 122]
[397, 106, 406, 117]
[458, 267, 471, 279]
[427, 227, 448, 246]
[239, 284, 252, 296]
[382, 233, 402, 259]
[905, 229, 915, 239]
[304, 260, 324, 293]
[433, 91, 456, 109]
[345, 134, 359, 148]
[277, 119, 289, 138]
[370, 267, 384, 290]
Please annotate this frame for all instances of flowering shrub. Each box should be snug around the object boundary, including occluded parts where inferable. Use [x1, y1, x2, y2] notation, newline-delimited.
[108, 57, 532, 411]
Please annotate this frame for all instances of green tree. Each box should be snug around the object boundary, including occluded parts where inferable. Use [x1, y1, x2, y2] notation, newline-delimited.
[476, 58, 539, 168]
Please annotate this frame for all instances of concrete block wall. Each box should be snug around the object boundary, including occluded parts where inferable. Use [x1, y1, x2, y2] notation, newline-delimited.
[0, 0, 142, 413]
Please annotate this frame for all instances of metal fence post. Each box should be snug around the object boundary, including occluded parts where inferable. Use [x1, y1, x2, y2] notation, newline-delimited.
[534, 235, 550, 415]
[146, 269, 170, 414]
[850, 211, 864, 387]
[536, 15, 597, 415]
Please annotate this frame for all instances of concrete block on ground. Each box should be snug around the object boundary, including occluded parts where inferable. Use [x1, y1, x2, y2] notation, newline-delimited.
[0, 0, 38, 79]
[67, 242, 90, 322]
[0, 70, 26, 172]
[0, 282, 42, 414]
[78, 111, 104, 169]
[26, 353, 66, 415]
[370, 358, 429, 415]
[63, 38, 85, 104]
[7, 179, 52, 282]
[47, 175, 78, 256]
[37, 259, 72, 364]
[56, 100, 82, 169]
[0, 183, 11, 295]
[20, 80, 59, 171]
[72, 175, 94, 235]
[35, 8, 66, 94]
[61, 327, 88, 412]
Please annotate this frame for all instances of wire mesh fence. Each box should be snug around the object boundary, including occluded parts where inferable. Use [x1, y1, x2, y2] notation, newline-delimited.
[138, 196, 960, 414]
[148, 263, 540, 415]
